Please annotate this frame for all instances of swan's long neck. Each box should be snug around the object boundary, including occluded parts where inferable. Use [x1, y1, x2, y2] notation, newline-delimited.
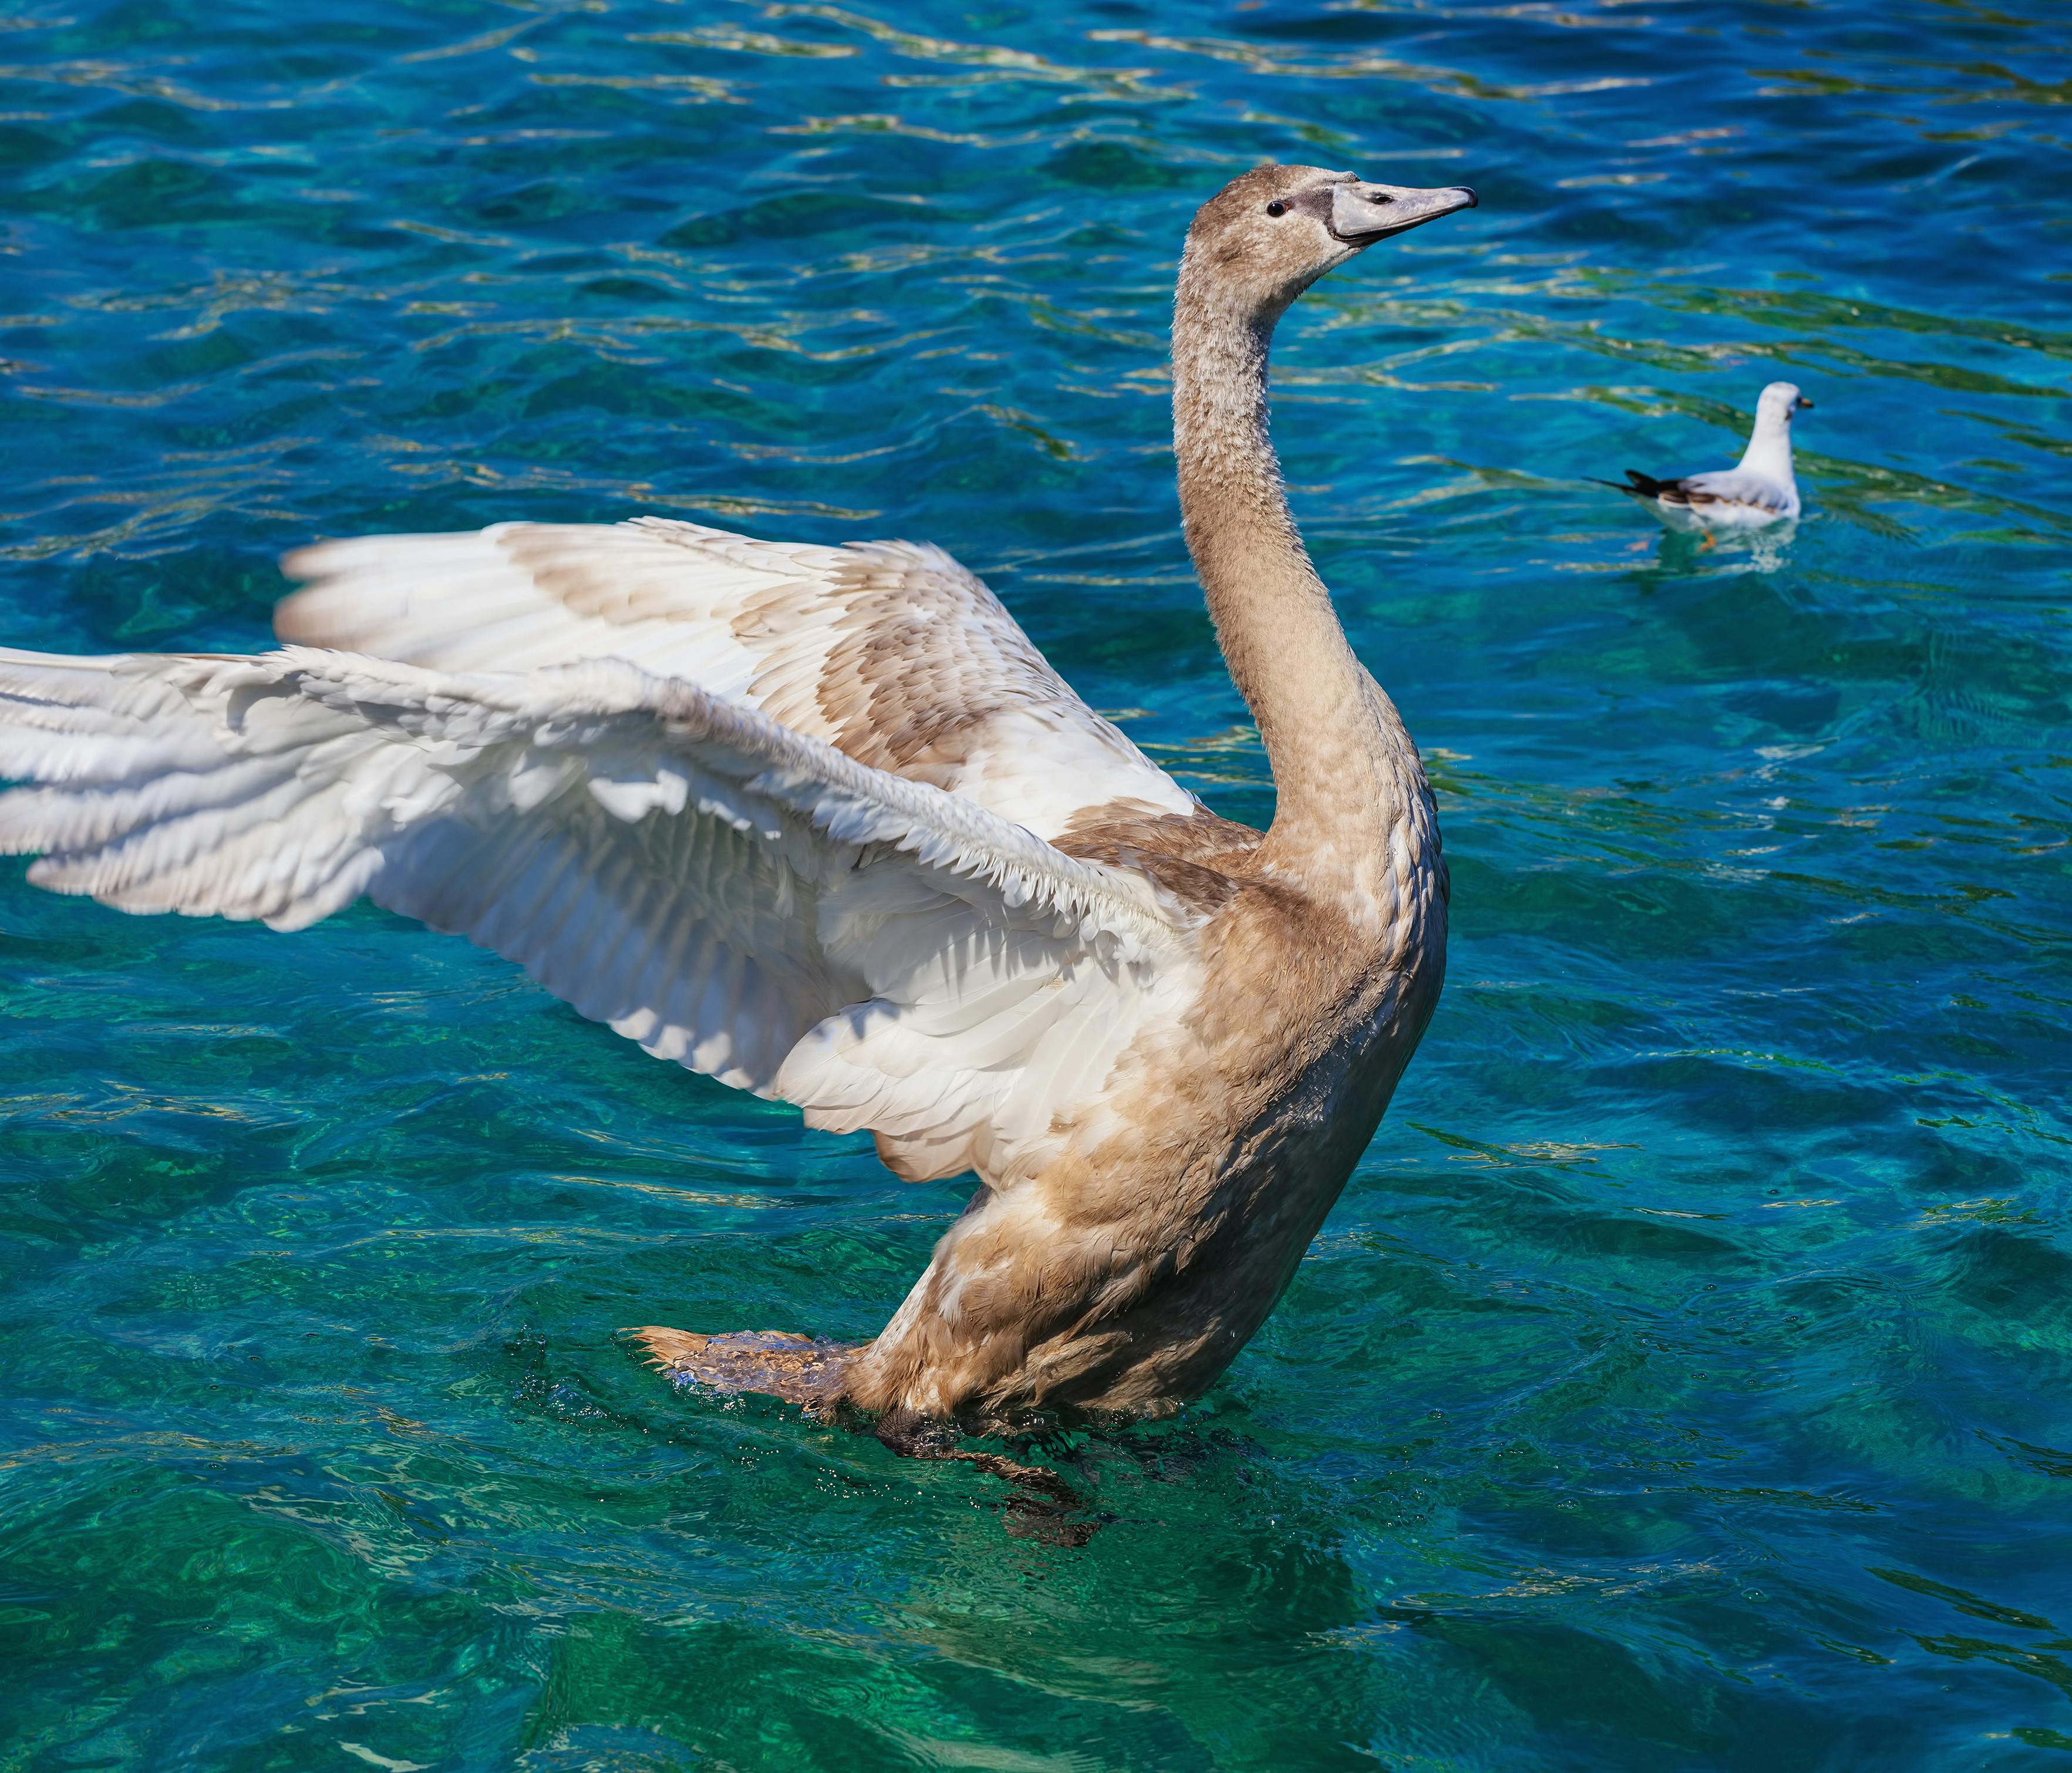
[1171, 267, 1427, 900]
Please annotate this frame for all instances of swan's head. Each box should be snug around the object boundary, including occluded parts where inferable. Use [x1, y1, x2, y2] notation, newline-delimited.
[1181, 164, 1477, 327]
[1757, 380, 1814, 426]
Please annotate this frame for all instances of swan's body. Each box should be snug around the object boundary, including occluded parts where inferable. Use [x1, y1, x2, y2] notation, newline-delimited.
[1602, 381, 1811, 529]
[0, 166, 1472, 1429]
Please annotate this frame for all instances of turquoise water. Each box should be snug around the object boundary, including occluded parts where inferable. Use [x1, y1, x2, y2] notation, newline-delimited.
[2, 0, 2070, 1765]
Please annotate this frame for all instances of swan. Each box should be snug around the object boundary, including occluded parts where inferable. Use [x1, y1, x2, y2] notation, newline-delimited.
[0, 164, 1474, 1435]
[1599, 380, 1812, 528]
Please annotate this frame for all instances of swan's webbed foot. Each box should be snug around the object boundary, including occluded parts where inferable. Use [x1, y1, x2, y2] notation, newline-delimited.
[624, 1325, 855, 1410]
[874, 1408, 1100, 1544]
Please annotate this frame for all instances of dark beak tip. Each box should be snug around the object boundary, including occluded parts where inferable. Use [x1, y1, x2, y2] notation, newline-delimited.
[1457, 187, 1480, 209]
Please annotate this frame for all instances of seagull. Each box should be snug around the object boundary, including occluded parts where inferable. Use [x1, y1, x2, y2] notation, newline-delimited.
[1598, 382, 1812, 530]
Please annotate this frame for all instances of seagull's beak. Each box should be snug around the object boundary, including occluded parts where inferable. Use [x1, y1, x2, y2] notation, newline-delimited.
[1793, 395, 1814, 412]
[1329, 181, 1478, 247]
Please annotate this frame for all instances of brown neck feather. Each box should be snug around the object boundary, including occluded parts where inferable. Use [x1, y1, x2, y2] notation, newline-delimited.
[1171, 248, 1426, 899]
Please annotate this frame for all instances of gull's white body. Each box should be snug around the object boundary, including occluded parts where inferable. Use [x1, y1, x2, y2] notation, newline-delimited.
[0, 164, 1468, 1428]
[1609, 381, 1810, 530]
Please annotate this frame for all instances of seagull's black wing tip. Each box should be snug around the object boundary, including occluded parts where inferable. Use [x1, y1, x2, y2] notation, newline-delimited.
[1623, 469, 1700, 504]
[1588, 471, 1674, 502]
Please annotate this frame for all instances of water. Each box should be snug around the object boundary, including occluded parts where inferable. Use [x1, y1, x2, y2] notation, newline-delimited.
[1, 0, 2069, 1765]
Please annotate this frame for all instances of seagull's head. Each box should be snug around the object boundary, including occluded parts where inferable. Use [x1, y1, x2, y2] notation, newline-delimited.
[1181, 164, 1477, 328]
[1758, 380, 1814, 424]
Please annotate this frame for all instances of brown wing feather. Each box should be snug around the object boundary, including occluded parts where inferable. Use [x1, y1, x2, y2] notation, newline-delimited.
[276, 517, 1201, 841]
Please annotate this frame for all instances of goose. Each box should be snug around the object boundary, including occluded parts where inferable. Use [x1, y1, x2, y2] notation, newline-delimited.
[0, 164, 1473, 1437]
[1599, 380, 1812, 529]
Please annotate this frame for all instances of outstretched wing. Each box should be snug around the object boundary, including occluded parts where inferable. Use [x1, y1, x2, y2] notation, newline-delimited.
[277, 518, 1200, 842]
[0, 648, 1202, 1185]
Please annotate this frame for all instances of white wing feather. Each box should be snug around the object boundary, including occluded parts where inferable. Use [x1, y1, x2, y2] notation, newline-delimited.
[275, 517, 1199, 841]
[1679, 467, 1792, 512]
[0, 646, 1197, 1184]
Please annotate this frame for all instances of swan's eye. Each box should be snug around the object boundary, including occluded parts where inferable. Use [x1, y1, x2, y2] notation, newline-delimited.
[1266, 201, 1286, 217]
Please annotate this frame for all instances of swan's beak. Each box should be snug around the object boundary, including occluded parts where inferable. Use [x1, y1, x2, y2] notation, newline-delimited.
[1330, 181, 1478, 247]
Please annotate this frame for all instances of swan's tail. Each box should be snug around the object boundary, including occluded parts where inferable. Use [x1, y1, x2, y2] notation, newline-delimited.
[623, 1326, 856, 1408]
[627, 1324, 1098, 1537]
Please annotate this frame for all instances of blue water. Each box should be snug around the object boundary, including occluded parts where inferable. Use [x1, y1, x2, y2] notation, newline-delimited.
[2, 1, 2070, 1766]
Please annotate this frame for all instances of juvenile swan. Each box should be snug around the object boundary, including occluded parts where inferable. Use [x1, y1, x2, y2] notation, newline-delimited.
[1600, 380, 1813, 529]
[0, 166, 1472, 1428]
